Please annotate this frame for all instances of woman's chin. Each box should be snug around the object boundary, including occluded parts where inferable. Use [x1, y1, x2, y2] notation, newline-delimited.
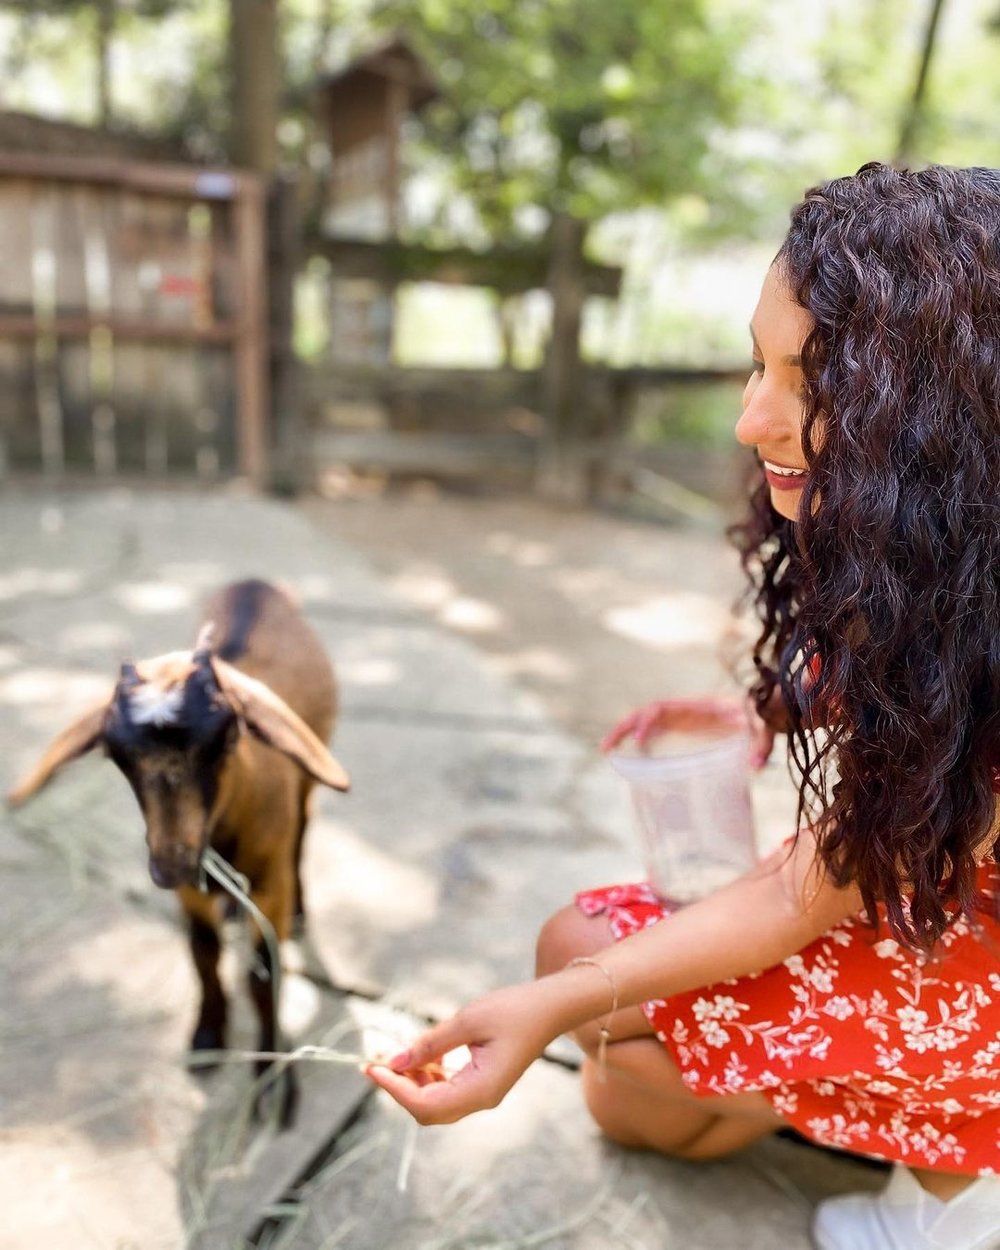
[769, 488, 803, 521]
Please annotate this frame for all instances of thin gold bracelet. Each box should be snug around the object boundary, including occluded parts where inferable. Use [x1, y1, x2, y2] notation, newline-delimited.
[566, 956, 619, 1082]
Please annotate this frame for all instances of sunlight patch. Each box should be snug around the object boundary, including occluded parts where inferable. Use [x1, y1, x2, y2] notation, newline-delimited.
[115, 582, 192, 614]
[308, 824, 439, 933]
[604, 593, 729, 649]
[0, 569, 85, 601]
[0, 668, 108, 706]
[390, 566, 455, 609]
[335, 656, 400, 686]
[494, 647, 575, 682]
[513, 541, 552, 568]
[486, 533, 553, 567]
[438, 597, 503, 632]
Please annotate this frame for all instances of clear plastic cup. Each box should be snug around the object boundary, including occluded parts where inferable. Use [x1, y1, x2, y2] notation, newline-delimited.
[609, 716, 757, 903]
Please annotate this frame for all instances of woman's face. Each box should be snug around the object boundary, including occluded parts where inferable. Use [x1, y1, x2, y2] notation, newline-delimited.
[734, 263, 815, 521]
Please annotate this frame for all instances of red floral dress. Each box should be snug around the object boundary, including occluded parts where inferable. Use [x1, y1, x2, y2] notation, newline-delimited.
[577, 865, 1000, 1176]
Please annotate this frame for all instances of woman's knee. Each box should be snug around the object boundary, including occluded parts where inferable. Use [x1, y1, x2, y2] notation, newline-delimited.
[667, 1115, 782, 1162]
[534, 903, 613, 979]
[580, 1057, 656, 1149]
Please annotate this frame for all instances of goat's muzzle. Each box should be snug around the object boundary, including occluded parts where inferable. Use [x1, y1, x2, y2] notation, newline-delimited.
[148, 846, 202, 890]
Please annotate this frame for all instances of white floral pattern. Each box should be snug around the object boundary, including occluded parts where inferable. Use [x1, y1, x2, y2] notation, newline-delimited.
[577, 866, 1000, 1176]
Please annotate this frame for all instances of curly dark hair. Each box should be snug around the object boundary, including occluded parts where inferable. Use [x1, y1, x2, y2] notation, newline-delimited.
[728, 161, 1000, 951]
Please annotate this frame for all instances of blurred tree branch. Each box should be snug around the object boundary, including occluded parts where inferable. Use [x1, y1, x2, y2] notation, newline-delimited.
[895, 0, 947, 167]
[0, 0, 195, 127]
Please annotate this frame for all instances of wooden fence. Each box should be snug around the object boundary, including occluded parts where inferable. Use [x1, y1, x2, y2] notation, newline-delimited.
[0, 153, 269, 483]
[303, 359, 750, 508]
[0, 148, 748, 509]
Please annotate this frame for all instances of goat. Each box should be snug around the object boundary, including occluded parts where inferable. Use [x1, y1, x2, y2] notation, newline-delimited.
[7, 579, 350, 1123]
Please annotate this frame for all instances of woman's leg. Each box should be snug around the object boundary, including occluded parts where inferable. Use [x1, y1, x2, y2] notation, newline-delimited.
[908, 1167, 977, 1201]
[540, 904, 982, 1188]
[536, 904, 784, 1160]
[580, 1040, 784, 1159]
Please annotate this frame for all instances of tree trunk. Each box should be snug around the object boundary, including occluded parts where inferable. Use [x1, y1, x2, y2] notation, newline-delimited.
[299, 0, 337, 231]
[230, 0, 280, 174]
[497, 295, 518, 367]
[95, 0, 115, 127]
[895, 0, 947, 167]
[537, 211, 588, 506]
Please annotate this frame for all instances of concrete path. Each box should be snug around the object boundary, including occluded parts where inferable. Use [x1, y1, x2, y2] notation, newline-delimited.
[0, 486, 881, 1250]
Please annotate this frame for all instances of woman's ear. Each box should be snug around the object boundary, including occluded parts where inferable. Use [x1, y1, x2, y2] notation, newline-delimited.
[211, 658, 350, 792]
[6, 700, 110, 807]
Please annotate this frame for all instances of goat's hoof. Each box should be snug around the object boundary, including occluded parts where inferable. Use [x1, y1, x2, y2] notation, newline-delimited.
[253, 1064, 299, 1130]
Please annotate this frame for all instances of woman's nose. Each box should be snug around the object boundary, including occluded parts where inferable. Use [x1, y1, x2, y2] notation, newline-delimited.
[735, 382, 795, 457]
[734, 381, 784, 450]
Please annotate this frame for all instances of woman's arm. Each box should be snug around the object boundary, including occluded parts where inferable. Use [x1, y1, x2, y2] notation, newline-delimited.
[367, 835, 863, 1123]
[548, 831, 861, 1036]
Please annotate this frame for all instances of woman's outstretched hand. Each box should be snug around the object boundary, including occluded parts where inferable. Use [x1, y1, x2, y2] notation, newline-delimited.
[599, 694, 776, 771]
[364, 981, 557, 1125]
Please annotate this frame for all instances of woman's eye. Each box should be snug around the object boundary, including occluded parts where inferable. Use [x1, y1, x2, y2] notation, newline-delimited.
[750, 358, 765, 374]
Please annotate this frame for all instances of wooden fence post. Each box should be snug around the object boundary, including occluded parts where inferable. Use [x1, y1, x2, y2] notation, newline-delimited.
[537, 211, 588, 506]
[268, 174, 303, 494]
[233, 176, 269, 486]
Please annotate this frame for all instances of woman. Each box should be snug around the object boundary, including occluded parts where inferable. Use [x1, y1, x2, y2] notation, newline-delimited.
[367, 163, 1000, 1250]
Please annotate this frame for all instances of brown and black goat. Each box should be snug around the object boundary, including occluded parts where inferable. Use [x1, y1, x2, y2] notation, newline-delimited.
[7, 579, 349, 1123]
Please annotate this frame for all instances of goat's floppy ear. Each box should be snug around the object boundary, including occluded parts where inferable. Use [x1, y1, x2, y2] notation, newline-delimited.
[211, 658, 350, 792]
[6, 698, 110, 807]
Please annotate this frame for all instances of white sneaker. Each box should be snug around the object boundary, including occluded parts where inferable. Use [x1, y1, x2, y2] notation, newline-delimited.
[812, 1165, 1000, 1250]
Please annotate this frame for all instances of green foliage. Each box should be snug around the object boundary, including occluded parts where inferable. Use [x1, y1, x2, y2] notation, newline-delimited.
[376, 0, 752, 242]
[0, 0, 206, 130]
[7, 0, 1000, 226]
[7, 0, 1000, 282]
[2, 1, 186, 13]
[370, 0, 1000, 259]
[631, 379, 745, 447]
[126, 0, 229, 157]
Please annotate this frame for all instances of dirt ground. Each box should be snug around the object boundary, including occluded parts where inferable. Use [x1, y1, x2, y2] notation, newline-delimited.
[2, 483, 864, 1250]
[301, 485, 754, 748]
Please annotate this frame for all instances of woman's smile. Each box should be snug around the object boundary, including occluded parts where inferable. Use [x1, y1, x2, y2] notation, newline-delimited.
[762, 460, 809, 491]
[735, 264, 816, 520]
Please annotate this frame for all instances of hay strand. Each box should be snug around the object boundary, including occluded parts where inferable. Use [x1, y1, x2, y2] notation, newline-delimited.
[201, 847, 284, 1051]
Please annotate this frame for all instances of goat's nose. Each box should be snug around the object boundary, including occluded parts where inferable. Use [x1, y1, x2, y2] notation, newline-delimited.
[148, 855, 172, 888]
[148, 849, 200, 889]
[148, 854, 178, 888]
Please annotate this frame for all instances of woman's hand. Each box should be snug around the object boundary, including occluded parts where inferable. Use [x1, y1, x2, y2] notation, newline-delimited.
[599, 694, 777, 770]
[364, 980, 558, 1125]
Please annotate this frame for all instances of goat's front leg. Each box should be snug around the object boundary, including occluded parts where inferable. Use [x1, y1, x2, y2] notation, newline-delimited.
[291, 785, 313, 935]
[177, 887, 227, 1059]
[247, 861, 298, 1128]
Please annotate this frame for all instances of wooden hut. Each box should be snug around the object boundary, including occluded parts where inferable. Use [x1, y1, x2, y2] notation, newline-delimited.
[313, 37, 439, 364]
[315, 36, 439, 240]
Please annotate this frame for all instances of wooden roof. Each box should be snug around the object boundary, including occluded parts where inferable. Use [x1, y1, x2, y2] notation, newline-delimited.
[0, 109, 187, 163]
[316, 36, 439, 113]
